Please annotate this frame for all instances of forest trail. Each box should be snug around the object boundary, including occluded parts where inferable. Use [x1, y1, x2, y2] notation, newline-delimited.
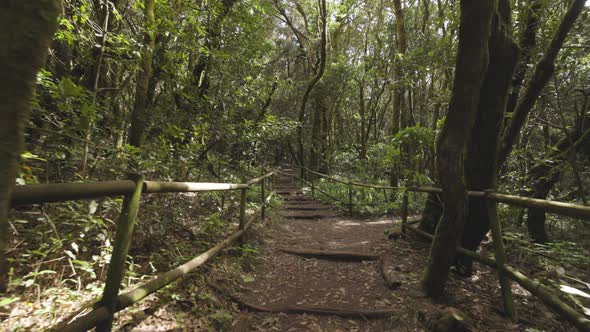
[211, 169, 404, 331]
[208, 169, 570, 332]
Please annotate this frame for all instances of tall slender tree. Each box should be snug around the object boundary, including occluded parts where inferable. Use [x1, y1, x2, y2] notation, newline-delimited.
[297, 0, 327, 175]
[128, 0, 156, 148]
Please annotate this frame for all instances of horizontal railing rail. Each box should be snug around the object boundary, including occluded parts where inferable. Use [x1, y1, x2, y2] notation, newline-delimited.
[288, 166, 590, 331]
[301, 167, 397, 190]
[296, 167, 590, 222]
[406, 186, 590, 222]
[292, 167, 397, 214]
[9, 170, 277, 332]
[11, 179, 267, 206]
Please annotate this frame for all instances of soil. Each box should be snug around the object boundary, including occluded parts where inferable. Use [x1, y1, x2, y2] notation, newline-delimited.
[215, 171, 574, 331]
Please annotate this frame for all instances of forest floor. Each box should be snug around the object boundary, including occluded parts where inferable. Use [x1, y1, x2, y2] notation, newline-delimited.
[209, 173, 574, 332]
[2, 172, 582, 331]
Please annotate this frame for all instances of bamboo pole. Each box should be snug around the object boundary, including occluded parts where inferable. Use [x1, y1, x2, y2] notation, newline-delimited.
[500, 265, 590, 332]
[299, 167, 398, 189]
[96, 175, 144, 332]
[301, 179, 347, 205]
[58, 213, 260, 332]
[406, 225, 498, 268]
[239, 188, 247, 230]
[261, 178, 266, 223]
[401, 190, 408, 236]
[348, 182, 353, 215]
[486, 195, 516, 320]
[144, 181, 248, 193]
[407, 225, 590, 331]
[485, 192, 590, 222]
[13, 174, 590, 223]
[11, 180, 136, 206]
[406, 187, 590, 222]
[247, 171, 275, 185]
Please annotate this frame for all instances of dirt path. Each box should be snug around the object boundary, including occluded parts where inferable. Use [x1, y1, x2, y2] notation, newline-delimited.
[213, 170, 572, 331]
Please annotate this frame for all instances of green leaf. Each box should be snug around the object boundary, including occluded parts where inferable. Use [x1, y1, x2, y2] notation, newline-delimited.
[241, 274, 255, 283]
[0, 297, 20, 307]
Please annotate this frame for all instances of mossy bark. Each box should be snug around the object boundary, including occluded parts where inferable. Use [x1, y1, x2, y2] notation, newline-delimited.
[391, 0, 408, 136]
[505, 0, 543, 116]
[0, 0, 60, 292]
[128, 0, 156, 148]
[524, 114, 590, 243]
[418, 192, 442, 234]
[297, 0, 327, 174]
[460, 0, 518, 273]
[421, 0, 495, 297]
[498, 0, 586, 165]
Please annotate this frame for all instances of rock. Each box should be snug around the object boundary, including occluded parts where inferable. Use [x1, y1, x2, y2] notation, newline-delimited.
[430, 308, 471, 332]
[387, 228, 403, 240]
[384, 276, 402, 290]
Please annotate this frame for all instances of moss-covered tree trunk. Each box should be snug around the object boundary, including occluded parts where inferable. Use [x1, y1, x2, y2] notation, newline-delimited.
[505, 0, 543, 117]
[498, 0, 586, 165]
[128, 0, 156, 148]
[391, 0, 408, 136]
[418, 192, 442, 234]
[0, 0, 60, 292]
[523, 114, 590, 243]
[421, 0, 495, 297]
[459, 0, 585, 262]
[297, 0, 327, 174]
[191, 0, 239, 100]
[459, 0, 518, 275]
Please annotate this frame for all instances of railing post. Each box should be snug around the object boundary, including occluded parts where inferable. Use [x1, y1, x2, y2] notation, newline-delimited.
[261, 178, 266, 223]
[96, 175, 144, 332]
[348, 182, 353, 215]
[239, 188, 247, 230]
[311, 178, 315, 198]
[486, 190, 517, 321]
[401, 190, 408, 236]
[300, 167, 305, 187]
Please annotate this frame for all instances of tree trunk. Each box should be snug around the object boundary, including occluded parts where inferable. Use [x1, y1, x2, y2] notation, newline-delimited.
[505, 0, 543, 116]
[391, 0, 408, 136]
[421, 0, 495, 297]
[459, 0, 518, 275]
[498, 0, 586, 166]
[524, 114, 590, 243]
[191, 0, 239, 101]
[0, 0, 60, 292]
[297, 0, 327, 174]
[128, 0, 156, 148]
[418, 192, 442, 234]
[359, 83, 367, 160]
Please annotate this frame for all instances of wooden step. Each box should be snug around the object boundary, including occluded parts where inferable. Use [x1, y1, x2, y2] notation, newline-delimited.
[278, 247, 380, 261]
[281, 211, 336, 219]
[285, 201, 322, 205]
[286, 206, 331, 211]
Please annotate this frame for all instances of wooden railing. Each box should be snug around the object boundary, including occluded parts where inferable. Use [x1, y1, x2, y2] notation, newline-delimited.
[9, 171, 278, 332]
[294, 167, 398, 214]
[293, 167, 590, 331]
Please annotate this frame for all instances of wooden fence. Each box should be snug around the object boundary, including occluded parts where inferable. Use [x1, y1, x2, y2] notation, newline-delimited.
[295, 166, 590, 332]
[9, 171, 277, 332]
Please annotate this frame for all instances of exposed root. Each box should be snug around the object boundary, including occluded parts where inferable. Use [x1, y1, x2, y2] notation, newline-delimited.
[278, 247, 380, 261]
[379, 257, 402, 290]
[208, 280, 396, 319]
